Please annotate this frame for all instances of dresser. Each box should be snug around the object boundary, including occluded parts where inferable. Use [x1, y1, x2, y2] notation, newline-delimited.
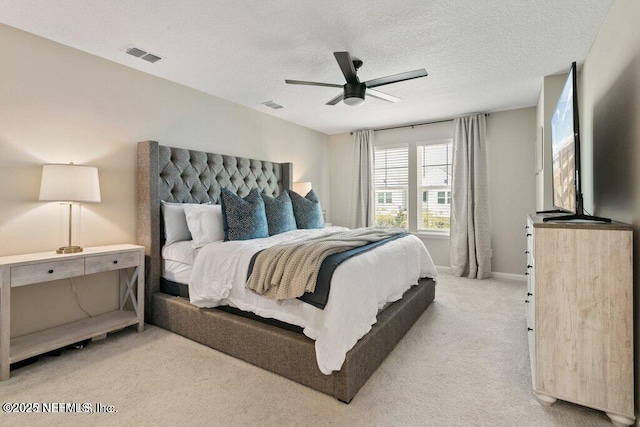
[0, 244, 145, 380]
[526, 214, 634, 427]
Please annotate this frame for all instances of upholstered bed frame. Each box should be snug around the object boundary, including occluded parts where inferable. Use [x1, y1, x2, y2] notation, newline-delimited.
[136, 140, 436, 402]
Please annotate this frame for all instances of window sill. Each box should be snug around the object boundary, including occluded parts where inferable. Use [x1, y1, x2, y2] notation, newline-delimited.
[410, 230, 450, 240]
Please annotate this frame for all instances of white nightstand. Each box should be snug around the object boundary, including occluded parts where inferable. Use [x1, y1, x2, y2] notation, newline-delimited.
[0, 244, 145, 380]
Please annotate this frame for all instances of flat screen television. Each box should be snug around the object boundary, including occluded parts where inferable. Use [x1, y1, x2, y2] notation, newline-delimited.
[543, 62, 610, 223]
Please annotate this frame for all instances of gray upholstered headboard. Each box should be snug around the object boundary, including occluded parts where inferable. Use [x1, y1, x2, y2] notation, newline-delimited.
[136, 141, 292, 315]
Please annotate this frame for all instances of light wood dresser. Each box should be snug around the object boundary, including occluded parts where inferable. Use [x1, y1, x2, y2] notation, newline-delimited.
[0, 244, 145, 381]
[526, 214, 634, 426]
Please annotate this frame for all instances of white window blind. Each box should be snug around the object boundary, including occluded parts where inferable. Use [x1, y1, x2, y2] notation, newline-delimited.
[374, 146, 408, 227]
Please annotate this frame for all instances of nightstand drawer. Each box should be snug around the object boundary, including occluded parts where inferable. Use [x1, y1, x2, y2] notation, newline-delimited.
[11, 258, 85, 287]
[85, 251, 140, 274]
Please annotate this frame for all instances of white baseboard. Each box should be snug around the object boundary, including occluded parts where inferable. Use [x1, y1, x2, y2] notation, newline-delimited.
[434, 266, 526, 282]
[436, 265, 451, 274]
[435, 265, 451, 274]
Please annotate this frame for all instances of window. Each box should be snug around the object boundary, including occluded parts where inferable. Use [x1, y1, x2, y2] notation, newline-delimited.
[374, 146, 408, 228]
[377, 192, 393, 204]
[419, 143, 452, 230]
[437, 191, 451, 205]
[374, 140, 452, 232]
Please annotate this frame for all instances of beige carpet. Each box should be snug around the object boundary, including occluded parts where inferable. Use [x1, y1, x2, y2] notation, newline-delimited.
[0, 274, 613, 426]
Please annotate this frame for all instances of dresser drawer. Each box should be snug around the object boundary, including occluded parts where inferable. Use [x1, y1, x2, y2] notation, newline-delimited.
[85, 251, 140, 274]
[11, 258, 85, 287]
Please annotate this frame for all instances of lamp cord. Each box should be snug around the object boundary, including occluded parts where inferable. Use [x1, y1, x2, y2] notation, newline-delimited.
[70, 278, 92, 318]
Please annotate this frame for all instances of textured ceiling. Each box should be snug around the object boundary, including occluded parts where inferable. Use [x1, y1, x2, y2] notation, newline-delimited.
[0, 0, 613, 135]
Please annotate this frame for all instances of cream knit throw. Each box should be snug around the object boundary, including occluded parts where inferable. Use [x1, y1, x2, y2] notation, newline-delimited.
[246, 227, 405, 301]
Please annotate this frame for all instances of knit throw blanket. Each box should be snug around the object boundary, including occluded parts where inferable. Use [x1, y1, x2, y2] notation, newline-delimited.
[246, 227, 406, 301]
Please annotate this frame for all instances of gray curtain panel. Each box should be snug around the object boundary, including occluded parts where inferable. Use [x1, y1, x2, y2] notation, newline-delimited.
[351, 130, 375, 228]
[449, 115, 492, 279]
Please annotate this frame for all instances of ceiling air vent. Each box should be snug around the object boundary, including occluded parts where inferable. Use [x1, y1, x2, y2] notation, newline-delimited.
[141, 53, 161, 63]
[262, 101, 284, 110]
[126, 47, 146, 58]
[124, 46, 163, 63]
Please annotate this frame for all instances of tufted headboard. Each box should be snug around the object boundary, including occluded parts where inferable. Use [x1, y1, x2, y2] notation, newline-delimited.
[136, 141, 292, 314]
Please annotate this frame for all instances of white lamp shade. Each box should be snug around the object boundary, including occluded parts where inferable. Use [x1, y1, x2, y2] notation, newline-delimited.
[293, 181, 312, 196]
[39, 164, 101, 203]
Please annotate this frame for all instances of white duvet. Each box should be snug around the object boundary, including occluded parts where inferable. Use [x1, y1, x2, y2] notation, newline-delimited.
[189, 226, 437, 374]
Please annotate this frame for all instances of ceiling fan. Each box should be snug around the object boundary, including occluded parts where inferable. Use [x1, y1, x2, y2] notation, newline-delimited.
[285, 51, 428, 106]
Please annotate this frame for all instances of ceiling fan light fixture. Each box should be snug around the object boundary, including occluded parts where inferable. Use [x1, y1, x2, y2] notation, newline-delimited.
[343, 83, 366, 106]
[344, 96, 365, 106]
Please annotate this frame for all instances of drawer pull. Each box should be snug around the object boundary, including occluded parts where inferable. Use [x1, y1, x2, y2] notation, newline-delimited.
[527, 292, 532, 296]
[527, 265, 533, 269]
[527, 328, 533, 332]
[525, 250, 529, 254]
[113, 260, 118, 264]
[525, 272, 529, 275]
[525, 225, 529, 229]
[525, 300, 529, 303]
[48, 269, 54, 274]
[526, 233, 532, 237]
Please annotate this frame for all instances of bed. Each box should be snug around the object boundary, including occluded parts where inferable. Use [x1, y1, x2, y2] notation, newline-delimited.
[137, 140, 437, 402]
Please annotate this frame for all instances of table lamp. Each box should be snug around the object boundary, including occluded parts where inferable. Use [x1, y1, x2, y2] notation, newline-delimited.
[39, 163, 101, 254]
[293, 181, 312, 196]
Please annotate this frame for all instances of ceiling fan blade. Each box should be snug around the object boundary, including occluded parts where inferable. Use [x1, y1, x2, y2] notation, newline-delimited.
[334, 52, 358, 84]
[364, 69, 428, 88]
[367, 88, 402, 103]
[325, 92, 344, 105]
[285, 79, 343, 88]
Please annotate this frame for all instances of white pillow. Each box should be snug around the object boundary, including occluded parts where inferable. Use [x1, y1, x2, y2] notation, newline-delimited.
[161, 201, 192, 245]
[183, 204, 224, 248]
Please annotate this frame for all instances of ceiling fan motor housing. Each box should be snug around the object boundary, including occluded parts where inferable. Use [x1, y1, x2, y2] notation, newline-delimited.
[344, 83, 366, 106]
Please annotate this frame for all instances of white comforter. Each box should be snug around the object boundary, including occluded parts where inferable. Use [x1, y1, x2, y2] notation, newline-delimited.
[189, 226, 437, 374]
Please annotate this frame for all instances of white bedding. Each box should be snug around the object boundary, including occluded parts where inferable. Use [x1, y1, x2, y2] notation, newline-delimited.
[162, 240, 199, 284]
[189, 226, 438, 375]
[162, 240, 199, 265]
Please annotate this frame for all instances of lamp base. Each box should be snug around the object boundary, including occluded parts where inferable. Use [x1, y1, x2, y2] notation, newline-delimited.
[56, 246, 83, 254]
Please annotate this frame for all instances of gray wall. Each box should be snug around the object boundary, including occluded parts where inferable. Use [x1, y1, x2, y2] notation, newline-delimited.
[578, 0, 640, 413]
[329, 108, 536, 275]
[486, 108, 537, 275]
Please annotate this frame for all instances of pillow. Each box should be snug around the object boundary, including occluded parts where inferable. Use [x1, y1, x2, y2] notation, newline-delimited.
[289, 189, 324, 229]
[161, 201, 192, 245]
[183, 204, 224, 249]
[261, 191, 297, 236]
[220, 188, 269, 241]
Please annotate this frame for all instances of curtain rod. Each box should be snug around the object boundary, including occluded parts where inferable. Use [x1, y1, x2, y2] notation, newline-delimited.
[349, 113, 490, 135]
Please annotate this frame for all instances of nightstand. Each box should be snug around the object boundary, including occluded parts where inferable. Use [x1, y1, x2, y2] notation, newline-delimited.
[0, 244, 145, 380]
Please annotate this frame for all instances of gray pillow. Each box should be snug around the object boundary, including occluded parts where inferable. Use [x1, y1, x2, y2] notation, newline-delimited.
[261, 191, 297, 236]
[289, 189, 324, 229]
[220, 188, 269, 241]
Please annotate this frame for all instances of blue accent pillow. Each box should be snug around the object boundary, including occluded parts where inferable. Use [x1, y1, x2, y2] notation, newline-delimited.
[220, 188, 269, 241]
[289, 189, 324, 229]
[261, 191, 297, 235]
